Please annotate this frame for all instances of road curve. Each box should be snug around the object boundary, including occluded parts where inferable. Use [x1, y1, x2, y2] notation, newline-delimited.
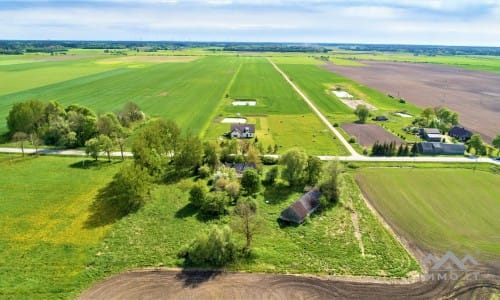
[267, 58, 360, 157]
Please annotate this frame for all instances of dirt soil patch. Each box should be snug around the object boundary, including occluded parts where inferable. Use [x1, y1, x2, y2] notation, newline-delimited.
[78, 269, 499, 300]
[158, 91, 168, 97]
[340, 99, 377, 111]
[322, 61, 500, 143]
[341, 123, 402, 147]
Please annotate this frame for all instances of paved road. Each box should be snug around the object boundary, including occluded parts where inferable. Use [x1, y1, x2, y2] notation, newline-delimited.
[0, 147, 133, 157]
[2, 148, 498, 165]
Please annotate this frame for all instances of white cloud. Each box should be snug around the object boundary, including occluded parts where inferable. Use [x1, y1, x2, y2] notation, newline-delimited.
[0, 0, 499, 45]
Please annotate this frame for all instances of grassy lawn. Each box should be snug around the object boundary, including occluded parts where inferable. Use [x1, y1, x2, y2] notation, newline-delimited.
[0, 155, 121, 299]
[354, 168, 500, 266]
[81, 171, 418, 295]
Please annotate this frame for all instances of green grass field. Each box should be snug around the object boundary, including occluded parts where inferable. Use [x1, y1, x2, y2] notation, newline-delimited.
[0, 155, 121, 299]
[80, 171, 418, 294]
[330, 50, 500, 73]
[355, 168, 500, 265]
[204, 57, 348, 155]
[274, 62, 423, 144]
[0, 56, 239, 135]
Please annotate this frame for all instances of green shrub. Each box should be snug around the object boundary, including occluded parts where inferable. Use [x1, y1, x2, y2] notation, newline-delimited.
[189, 182, 207, 208]
[180, 225, 237, 266]
[200, 192, 228, 216]
[261, 155, 278, 165]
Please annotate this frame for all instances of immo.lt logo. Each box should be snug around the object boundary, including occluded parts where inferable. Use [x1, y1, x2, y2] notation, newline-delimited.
[420, 251, 480, 281]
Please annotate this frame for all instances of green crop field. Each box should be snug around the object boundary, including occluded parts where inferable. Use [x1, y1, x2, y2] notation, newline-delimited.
[0, 56, 239, 135]
[204, 57, 348, 155]
[330, 51, 500, 73]
[0, 155, 121, 299]
[355, 168, 500, 266]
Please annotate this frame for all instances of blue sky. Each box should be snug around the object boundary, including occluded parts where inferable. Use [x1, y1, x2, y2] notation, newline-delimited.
[1, 0, 499, 46]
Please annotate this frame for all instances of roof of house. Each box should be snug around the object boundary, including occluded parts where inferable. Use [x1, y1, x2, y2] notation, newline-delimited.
[449, 126, 472, 137]
[279, 189, 321, 224]
[423, 128, 441, 134]
[223, 162, 256, 174]
[426, 133, 443, 139]
[417, 142, 465, 155]
[374, 116, 388, 121]
[230, 124, 255, 133]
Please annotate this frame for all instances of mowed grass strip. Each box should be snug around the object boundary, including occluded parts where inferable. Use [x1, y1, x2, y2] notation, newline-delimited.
[224, 57, 312, 115]
[0, 56, 240, 135]
[355, 168, 500, 265]
[0, 155, 121, 299]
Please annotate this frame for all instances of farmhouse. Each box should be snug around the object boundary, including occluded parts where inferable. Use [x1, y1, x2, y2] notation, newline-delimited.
[279, 189, 321, 224]
[230, 124, 255, 139]
[420, 128, 442, 142]
[417, 142, 465, 155]
[449, 126, 472, 142]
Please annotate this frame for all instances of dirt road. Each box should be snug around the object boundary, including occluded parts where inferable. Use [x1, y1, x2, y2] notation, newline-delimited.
[78, 269, 499, 300]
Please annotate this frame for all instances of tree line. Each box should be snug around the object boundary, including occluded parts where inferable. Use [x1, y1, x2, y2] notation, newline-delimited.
[6, 99, 145, 157]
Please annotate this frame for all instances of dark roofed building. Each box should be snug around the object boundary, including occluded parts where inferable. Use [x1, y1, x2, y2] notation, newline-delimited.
[230, 124, 255, 139]
[373, 116, 388, 121]
[417, 142, 465, 155]
[279, 189, 321, 224]
[449, 126, 472, 142]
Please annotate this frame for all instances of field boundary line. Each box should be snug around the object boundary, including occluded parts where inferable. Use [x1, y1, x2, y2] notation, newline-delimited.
[200, 60, 243, 138]
[267, 58, 359, 157]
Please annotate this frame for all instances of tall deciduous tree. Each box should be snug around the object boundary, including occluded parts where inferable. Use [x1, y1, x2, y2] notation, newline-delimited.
[98, 134, 114, 162]
[354, 104, 369, 123]
[132, 119, 180, 176]
[7, 100, 46, 135]
[85, 137, 100, 161]
[305, 155, 322, 185]
[280, 148, 307, 186]
[493, 135, 500, 156]
[12, 132, 29, 156]
[468, 134, 485, 155]
[241, 168, 261, 196]
[233, 197, 260, 253]
[319, 159, 343, 204]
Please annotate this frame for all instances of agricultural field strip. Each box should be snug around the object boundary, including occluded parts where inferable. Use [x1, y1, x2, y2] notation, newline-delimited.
[267, 58, 358, 157]
[1, 147, 498, 165]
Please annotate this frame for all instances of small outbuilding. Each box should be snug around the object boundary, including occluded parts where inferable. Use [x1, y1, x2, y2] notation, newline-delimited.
[279, 189, 321, 224]
[373, 116, 388, 121]
[230, 124, 255, 139]
[449, 126, 472, 142]
[420, 128, 442, 142]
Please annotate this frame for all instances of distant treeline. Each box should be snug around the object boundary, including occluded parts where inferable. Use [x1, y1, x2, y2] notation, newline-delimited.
[0, 40, 328, 54]
[223, 45, 328, 53]
[335, 44, 500, 56]
[1, 40, 499, 56]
